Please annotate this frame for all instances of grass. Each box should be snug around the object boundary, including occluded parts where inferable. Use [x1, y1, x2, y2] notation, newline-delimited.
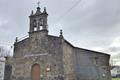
[112, 78, 120, 80]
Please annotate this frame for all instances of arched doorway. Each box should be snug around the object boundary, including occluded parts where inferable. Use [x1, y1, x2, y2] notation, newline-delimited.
[31, 63, 40, 80]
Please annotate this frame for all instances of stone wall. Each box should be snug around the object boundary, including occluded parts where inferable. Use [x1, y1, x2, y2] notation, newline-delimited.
[11, 34, 64, 80]
[74, 48, 111, 80]
[62, 40, 76, 80]
[7, 31, 111, 80]
[14, 38, 30, 58]
[11, 55, 47, 80]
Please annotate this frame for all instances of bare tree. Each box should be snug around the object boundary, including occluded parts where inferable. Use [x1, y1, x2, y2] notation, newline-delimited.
[0, 46, 11, 57]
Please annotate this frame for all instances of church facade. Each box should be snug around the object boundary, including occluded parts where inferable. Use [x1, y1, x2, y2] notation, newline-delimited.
[5, 5, 111, 80]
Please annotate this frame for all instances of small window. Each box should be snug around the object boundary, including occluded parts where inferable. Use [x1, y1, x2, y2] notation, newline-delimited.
[33, 20, 37, 27]
[39, 18, 43, 26]
[39, 26, 43, 30]
[34, 27, 37, 31]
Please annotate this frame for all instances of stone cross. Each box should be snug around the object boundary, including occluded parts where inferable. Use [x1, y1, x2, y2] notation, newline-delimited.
[37, 0, 40, 7]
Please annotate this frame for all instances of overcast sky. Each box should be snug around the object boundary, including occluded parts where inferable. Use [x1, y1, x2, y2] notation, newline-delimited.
[0, 0, 120, 62]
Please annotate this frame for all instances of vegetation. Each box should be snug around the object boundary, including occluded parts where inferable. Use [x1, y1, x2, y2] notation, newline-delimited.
[112, 78, 120, 80]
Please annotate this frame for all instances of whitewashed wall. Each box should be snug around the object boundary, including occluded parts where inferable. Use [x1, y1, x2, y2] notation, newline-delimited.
[0, 57, 5, 80]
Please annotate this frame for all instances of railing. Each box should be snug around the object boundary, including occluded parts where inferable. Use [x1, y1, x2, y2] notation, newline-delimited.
[16, 35, 29, 42]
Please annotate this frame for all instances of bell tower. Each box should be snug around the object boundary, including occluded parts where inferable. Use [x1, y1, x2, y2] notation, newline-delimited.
[29, 2, 48, 34]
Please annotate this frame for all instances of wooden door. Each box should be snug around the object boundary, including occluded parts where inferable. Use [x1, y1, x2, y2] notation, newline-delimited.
[31, 64, 40, 80]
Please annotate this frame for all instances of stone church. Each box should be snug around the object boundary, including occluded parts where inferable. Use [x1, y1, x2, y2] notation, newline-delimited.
[5, 4, 111, 80]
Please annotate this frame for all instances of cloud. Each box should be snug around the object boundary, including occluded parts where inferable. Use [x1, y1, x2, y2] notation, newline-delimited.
[111, 37, 120, 47]
[0, 17, 8, 27]
[98, 37, 120, 59]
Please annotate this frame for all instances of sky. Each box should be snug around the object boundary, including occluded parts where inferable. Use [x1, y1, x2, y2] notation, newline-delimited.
[0, 0, 120, 64]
